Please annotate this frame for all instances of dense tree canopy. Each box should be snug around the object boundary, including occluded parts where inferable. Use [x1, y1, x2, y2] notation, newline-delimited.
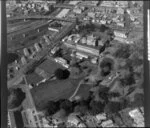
[54, 69, 70, 80]
[8, 88, 26, 110]
[104, 102, 122, 114]
[100, 58, 114, 76]
[46, 101, 59, 116]
[113, 44, 130, 59]
[60, 99, 73, 114]
[89, 100, 105, 115]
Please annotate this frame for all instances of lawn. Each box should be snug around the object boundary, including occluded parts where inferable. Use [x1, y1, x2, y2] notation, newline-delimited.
[26, 72, 43, 85]
[31, 78, 82, 111]
[38, 58, 65, 75]
[73, 84, 91, 100]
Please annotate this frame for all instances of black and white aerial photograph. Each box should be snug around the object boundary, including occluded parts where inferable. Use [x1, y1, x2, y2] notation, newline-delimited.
[6, 0, 144, 128]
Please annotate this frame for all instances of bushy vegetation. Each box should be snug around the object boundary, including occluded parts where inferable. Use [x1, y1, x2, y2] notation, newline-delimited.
[8, 88, 26, 110]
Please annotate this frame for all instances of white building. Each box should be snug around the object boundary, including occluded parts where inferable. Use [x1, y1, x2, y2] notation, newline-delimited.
[87, 35, 96, 46]
[69, 1, 80, 5]
[81, 37, 87, 44]
[76, 52, 88, 59]
[56, 9, 70, 18]
[34, 43, 41, 52]
[73, 8, 82, 14]
[43, 35, 51, 45]
[129, 108, 144, 127]
[96, 113, 107, 123]
[116, 22, 125, 27]
[114, 30, 128, 38]
[55, 57, 69, 68]
[101, 120, 114, 127]
[23, 48, 30, 56]
[88, 12, 95, 18]
[48, 27, 59, 32]
[76, 44, 99, 56]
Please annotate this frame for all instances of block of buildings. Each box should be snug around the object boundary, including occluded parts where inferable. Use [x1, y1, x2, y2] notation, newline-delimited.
[21, 108, 49, 128]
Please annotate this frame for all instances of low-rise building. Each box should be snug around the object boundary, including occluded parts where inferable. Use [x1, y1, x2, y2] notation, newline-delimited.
[55, 57, 69, 68]
[88, 12, 95, 18]
[43, 35, 51, 45]
[48, 27, 59, 32]
[73, 8, 82, 14]
[81, 37, 87, 44]
[56, 9, 70, 18]
[129, 108, 144, 127]
[117, 8, 124, 14]
[23, 48, 30, 57]
[101, 119, 114, 127]
[34, 43, 41, 52]
[96, 113, 107, 123]
[87, 35, 96, 46]
[116, 22, 125, 27]
[76, 44, 99, 56]
[76, 52, 88, 59]
[8, 111, 16, 128]
[21, 56, 27, 65]
[21, 108, 48, 128]
[100, 20, 107, 24]
[114, 30, 128, 38]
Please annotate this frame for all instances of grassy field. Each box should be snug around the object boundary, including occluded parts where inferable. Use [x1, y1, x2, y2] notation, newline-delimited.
[31, 78, 82, 111]
[26, 72, 43, 85]
[38, 58, 65, 75]
[73, 84, 91, 100]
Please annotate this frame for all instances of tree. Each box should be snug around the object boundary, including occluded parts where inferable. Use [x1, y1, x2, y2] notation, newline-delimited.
[104, 102, 122, 114]
[120, 72, 135, 86]
[60, 99, 73, 114]
[89, 100, 105, 115]
[54, 69, 70, 80]
[131, 93, 144, 107]
[100, 58, 114, 76]
[113, 44, 130, 59]
[99, 24, 109, 32]
[74, 105, 89, 116]
[46, 101, 59, 116]
[8, 88, 26, 110]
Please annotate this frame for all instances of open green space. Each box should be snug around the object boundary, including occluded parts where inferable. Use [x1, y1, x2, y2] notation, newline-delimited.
[38, 58, 65, 75]
[31, 78, 81, 111]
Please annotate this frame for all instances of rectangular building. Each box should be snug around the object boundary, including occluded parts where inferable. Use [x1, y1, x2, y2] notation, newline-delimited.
[56, 9, 70, 18]
[76, 44, 99, 56]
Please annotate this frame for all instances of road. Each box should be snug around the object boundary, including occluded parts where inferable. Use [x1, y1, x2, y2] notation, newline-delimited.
[7, 20, 46, 34]
[7, 15, 75, 22]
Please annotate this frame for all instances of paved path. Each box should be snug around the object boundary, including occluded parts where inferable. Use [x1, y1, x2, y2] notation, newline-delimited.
[69, 80, 84, 101]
